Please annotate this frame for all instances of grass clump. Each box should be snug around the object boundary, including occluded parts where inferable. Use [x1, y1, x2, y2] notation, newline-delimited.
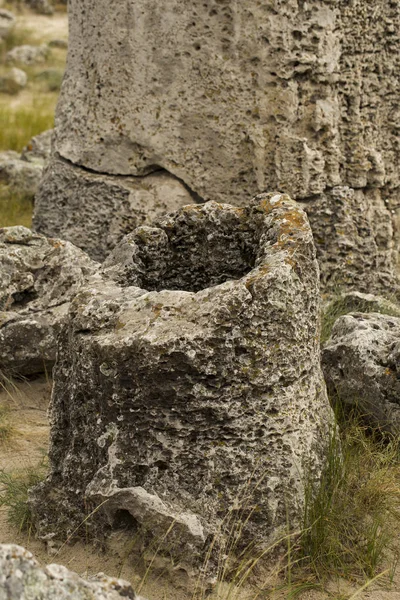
[0, 456, 47, 532]
[0, 404, 14, 444]
[321, 293, 400, 344]
[299, 416, 400, 581]
[0, 185, 33, 227]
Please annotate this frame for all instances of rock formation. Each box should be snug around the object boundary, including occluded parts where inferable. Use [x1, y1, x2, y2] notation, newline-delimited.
[0, 131, 53, 199]
[35, 156, 194, 261]
[33, 0, 400, 293]
[0, 226, 98, 376]
[31, 194, 333, 568]
[323, 311, 400, 433]
[0, 544, 146, 600]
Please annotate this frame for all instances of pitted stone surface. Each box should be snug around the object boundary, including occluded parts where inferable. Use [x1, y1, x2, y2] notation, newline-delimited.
[0, 226, 98, 376]
[33, 0, 400, 289]
[323, 312, 400, 433]
[33, 156, 195, 261]
[31, 194, 333, 567]
[0, 544, 143, 600]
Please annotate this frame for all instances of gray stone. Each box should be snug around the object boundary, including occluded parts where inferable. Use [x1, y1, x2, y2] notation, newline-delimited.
[0, 67, 27, 95]
[0, 157, 43, 197]
[0, 9, 15, 40]
[33, 0, 400, 291]
[0, 226, 98, 376]
[30, 194, 333, 569]
[323, 312, 400, 433]
[21, 129, 53, 165]
[0, 544, 145, 600]
[6, 44, 50, 66]
[33, 156, 196, 261]
[302, 187, 399, 296]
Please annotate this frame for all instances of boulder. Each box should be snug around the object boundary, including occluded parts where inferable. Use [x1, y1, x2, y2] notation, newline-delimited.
[0, 226, 99, 376]
[21, 129, 53, 165]
[30, 194, 333, 569]
[0, 156, 43, 197]
[33, 156, 196, 261]
[0, 9, 15, 40]
[6, 44, 50, 66]
[0, 544, 145, 600]
[323, 312, 400, 433]
[0, 67, 27, 95]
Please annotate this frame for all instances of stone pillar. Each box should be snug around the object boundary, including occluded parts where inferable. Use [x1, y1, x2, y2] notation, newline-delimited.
[33, 0, 400, 293]
[31, 194, 334, 568]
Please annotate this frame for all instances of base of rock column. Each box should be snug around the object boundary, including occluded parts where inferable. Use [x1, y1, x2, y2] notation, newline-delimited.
[32, 155, 195, 261]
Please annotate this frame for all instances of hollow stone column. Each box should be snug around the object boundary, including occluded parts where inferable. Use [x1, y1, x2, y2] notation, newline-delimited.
[31, 194, 334, 568]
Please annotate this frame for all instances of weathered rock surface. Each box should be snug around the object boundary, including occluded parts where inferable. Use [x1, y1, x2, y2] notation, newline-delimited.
[0, 544, 144, 600]
[0, 226, 98, 376]
[302, 187, 399, 296]
[323, 312, 400, 432]
[0, 9, 15, 40]
[0, 130, 53, 198]
[33, 156, 196, 261]
[31, 194, 333, 567]
[0, 156, 43, 197]
[33, 0, 400, 290]
[0, 67, 27, 95]
[21, 129, 53, 165]
[6, 44, 49, 66]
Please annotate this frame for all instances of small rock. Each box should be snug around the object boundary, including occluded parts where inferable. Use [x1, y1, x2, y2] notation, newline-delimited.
[0, 9, 15, 40]
[0, 157, 43, 197]
[21, 129, 53, 165]
[323, 312, 400, 432]
[6, 44, 50, 66]
[0, 544, 143, 599]
[0, 226, 99, 376]
[0, 67, 27, 95]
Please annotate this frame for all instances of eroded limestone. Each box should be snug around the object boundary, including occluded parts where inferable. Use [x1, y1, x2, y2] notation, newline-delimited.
[31, 194, 333, 569]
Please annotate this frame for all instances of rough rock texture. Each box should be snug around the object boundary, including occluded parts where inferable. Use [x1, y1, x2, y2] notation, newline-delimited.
[0, 226, 98, 376]
[0, 131, 52, 198]
[33, 0, 400, 290]
[323, 312, 400, 433]
[6, 44, 49, 66]
[0, 544, 145, 600]
[33, 156, 196, 261]
[0, 67, 27, 95]
[0, 156, 43, 197]
[21, 129, 53, 165]
[31, 194, 333, 567]
[0, 9, 15, 40]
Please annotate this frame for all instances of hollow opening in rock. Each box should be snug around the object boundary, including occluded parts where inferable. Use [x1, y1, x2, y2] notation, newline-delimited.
[134, 206, 264, 293]
[111, 509, 139, 532]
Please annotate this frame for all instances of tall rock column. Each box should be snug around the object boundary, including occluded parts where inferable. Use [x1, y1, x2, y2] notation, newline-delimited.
[33, 0, 400, 293]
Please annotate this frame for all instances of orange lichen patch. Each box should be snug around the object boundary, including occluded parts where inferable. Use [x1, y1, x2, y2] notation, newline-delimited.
[50, 239, 65, 249]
